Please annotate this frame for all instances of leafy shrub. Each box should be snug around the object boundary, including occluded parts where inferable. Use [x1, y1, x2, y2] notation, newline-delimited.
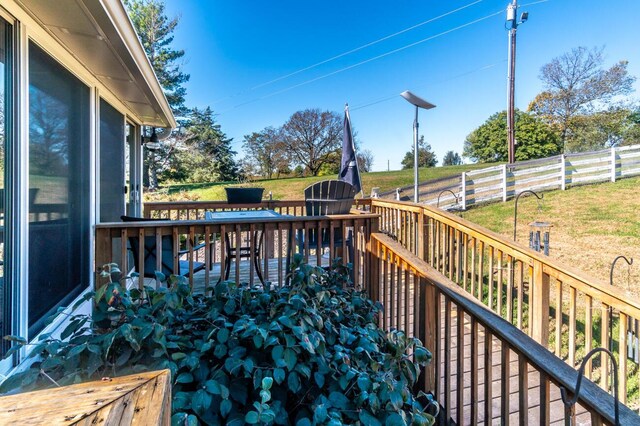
[2, 257, 436, 425]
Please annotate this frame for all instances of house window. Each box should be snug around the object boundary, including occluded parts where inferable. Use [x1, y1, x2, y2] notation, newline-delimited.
[28, 42, 90, 335]
[0, 17, 12, 356]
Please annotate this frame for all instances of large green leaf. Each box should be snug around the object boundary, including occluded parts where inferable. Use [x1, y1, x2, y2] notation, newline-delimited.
[359, 410, 382, 426]
[191, 389, 212, 415]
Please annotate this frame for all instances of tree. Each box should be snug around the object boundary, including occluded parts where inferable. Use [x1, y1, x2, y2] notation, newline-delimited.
[124, 0, 190, 189]
[357, 149, 375, 172]
[463, 110, 561, 163]
[401, 136, 437, 169]
[183, 107, 239, 182]
[528, 46, 635, 150]
[242, 127, 290, 179]
[442, 151, 462, 166]
[565, 106, 640, 152]
[280, 109, 342, 176]
[125, 0, 189, 113]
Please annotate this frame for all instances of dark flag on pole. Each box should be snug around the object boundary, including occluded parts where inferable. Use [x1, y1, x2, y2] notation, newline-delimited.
[338, 104, 362, 194]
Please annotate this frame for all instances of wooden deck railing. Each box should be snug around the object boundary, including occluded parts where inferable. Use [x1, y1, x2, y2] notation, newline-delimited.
[370, 198, 640, 405]
[0, 370, 171, 425]
[95, 212, 378, 291]
[368, 233, 637, 424]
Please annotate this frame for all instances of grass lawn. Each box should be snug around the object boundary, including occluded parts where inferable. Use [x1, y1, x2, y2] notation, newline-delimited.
[150, 162, 494, 201]
[463, 176, 640, 297]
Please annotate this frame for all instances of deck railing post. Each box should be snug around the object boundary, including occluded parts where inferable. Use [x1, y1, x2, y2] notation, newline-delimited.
[95, 227, 112, 287]
[419, 276, 438, 393]
[531, 259, 550, 345]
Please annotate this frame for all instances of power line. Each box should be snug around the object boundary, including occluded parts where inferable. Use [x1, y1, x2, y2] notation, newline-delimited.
[249, 1, 484, 91]
[220, 9, 503, 114]
[350, 60, 506, 111]
[210, 0, 484, 105]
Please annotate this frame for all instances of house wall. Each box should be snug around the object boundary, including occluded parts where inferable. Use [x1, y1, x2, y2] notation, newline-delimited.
[0, 1, 149, 376]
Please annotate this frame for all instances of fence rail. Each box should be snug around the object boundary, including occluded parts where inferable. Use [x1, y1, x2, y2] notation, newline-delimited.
[380, 144, 640, 209]
[368, 233, 636, 425]
[370, 197, 640, 406]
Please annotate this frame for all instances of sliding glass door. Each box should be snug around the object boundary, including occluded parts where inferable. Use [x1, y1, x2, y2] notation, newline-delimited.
[28, 42, 90, 335]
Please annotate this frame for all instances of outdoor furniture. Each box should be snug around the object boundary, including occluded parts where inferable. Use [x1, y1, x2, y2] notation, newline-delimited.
[121, 215, 205, 278]
[299, 180, 356, 264]
[205, 210, 283, 285]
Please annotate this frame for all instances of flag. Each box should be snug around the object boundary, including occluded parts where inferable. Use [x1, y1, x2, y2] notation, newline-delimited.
[338, 104, 362, 193]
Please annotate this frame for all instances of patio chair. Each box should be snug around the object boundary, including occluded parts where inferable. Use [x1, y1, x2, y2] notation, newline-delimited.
[204, 211, 265, 284]
[121, 215, 205, 278]
[298, 180, 357, 265]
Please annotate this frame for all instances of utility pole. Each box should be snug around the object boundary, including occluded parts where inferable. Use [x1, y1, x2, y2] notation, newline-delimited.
[506, 0, 528, 165]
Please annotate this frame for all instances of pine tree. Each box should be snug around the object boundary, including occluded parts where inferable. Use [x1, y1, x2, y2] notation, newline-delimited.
[185, 107, 239, 182]
[124, 0, 190, 189]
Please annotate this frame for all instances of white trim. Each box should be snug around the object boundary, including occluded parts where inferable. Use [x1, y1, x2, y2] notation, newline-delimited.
[100, 0, 176, 128]
[15, 15, 29, 365]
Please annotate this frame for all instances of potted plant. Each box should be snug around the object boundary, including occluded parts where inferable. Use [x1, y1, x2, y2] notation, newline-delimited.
[224, 180, 265, 204]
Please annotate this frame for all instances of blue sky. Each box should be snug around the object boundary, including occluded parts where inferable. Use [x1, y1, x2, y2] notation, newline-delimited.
[164, 0, 640, 171]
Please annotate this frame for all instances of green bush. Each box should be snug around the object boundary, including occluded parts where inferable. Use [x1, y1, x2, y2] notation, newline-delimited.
[2, 257, 436, 425]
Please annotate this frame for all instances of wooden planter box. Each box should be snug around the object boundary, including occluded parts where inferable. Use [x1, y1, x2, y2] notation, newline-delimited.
[225, 187, 264, 204]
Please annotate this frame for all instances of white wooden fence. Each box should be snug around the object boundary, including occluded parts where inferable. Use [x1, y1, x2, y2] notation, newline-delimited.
[379, 144, 640, 209]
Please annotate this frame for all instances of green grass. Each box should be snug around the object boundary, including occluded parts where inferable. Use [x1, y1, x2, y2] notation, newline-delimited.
[150, 163, 495, 201]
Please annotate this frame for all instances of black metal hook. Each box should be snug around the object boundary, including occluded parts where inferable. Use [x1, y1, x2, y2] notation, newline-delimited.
[608, 255, 634, 367]
[436, 189, 459, 208]
[609, 256, 633, 288]
[559, 347, 619, 426]
[513, 190, 543, 241]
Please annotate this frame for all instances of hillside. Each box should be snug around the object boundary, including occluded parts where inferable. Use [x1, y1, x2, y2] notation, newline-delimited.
[463, 176, 640, 296]
[151, 163, 493, 201]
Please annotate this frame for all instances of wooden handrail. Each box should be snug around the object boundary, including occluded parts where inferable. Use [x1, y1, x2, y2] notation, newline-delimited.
[370, 233, 638, 424]
[143, 199, 372, 219]
[0, 370, 171, 425]
[370, 197, 640, 403]
[371, 198, 640, 321]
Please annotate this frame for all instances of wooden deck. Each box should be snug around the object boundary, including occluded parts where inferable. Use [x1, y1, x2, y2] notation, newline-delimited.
[444, 305, 591, 425]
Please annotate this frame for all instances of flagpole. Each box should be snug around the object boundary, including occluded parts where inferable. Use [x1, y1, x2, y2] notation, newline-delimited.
[345, 103, 365, 198]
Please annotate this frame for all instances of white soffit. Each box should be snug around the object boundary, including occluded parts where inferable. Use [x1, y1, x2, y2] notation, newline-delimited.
[17, 0, 176, 128]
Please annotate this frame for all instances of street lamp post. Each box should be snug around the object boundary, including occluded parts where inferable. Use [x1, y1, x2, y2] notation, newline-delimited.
[400, 90, 436, 203]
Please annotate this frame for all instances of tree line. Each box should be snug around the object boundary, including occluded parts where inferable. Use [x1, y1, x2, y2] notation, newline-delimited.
[241, 109, 374, 179]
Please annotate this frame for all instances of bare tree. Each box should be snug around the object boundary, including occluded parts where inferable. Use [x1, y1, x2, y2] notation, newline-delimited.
[357, 149, 374, 172]
[242, 127, 289, 179]
[280, 109, 342, 176]
[528, 46, 635, 149]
